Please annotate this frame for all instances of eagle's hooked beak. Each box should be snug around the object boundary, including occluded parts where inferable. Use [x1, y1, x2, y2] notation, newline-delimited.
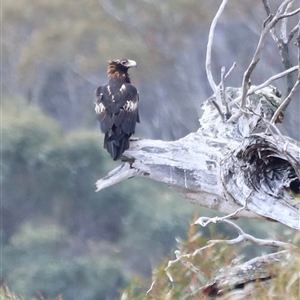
[126, 59, 137, 68]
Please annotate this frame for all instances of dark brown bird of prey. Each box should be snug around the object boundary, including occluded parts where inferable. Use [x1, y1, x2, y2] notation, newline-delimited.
[95, 59, 140, 160]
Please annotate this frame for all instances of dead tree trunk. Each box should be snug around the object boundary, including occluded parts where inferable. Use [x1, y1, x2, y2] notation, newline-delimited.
[96, 86, 300, 230]
[95, 0, 300, 297]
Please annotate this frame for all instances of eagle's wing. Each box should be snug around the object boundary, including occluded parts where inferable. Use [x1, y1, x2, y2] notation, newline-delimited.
[114, 84, 139, 135]
[95, 83, 139, 135]
[95, 86, 112, 133]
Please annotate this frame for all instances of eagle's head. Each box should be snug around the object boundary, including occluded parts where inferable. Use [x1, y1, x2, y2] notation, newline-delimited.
[107, 59, 137, 82]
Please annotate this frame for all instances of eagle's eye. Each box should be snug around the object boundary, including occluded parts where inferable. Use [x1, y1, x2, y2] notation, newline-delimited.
[120, 59, 127, 65]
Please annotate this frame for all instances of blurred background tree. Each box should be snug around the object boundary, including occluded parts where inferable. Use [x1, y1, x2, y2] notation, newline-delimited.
[4, 0, 299, 140]
[2, 98, 201, 299]
[2, 0, 299, 299]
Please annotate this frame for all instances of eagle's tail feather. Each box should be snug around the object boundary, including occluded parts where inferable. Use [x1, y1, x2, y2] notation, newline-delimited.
[104, 132, 130, 160]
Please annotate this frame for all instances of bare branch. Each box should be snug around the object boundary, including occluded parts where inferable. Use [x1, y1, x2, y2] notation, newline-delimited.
[195, 201, 248, 227]
[269, 78, 300, 125]
[210, 99, 224, 119]
[224, 61, 236, 79]
[213, 63, 237, 120]
[146, 280, 156, 295]
[220, 66, 225, 95]
[288, 24, 299, 43]
[278, 7, 300, 22]
[228, 66, 298, 110]
[165, 241, 216, 274]
[280, 0, 294, 43]
[219, 66, 231, 119]
[262, 0, 280, 45]
[241, 0, 293, 103]
[262, 1, 299, 96]
[261, 0, 272, 17]
[164, 218, 296, 291]
[270, 22, 300, 124]
[196, 218, 297, 249]
[95, 163, 144, 191]
[228, 0, 297, 123]
[206, 0, 228, 94]
[247, 65, 298, 95]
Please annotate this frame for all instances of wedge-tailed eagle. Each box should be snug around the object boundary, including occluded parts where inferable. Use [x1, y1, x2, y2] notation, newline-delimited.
[95, 59, 139, 160]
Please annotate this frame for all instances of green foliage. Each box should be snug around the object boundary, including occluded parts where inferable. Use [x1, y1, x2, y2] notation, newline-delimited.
[2, 98, 60, 168]
[121, 178, 199, 259]
[3, 224, 299, 300]
[3, 0, 299, 140]
[2, 98, 61, 239]
[144, 222, 237, 299]
[121, 222, 300, 300]
[1, 97, 203, 299]
[2, 97, 131, 242]
[3, 0, 144, 82]
[0, 285, 33, 300]
[3, 0, 208, 77]
[3, 97, 297, 300]
[4, 221, 130, 300]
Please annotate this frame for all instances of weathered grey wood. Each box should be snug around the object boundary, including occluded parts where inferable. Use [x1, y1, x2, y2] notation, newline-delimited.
[202, 250, 296, 297]
[96, 86, 300, 230]
[221, 133, 300, 230]
[96, 133, 256, 217]
[95, 3, 300, 297]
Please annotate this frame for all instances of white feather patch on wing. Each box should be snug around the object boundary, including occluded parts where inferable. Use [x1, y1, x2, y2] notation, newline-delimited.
[120, 84, 126, 93]
[124, 100, 138, 111]
[95, 102, 106, 114]
[107, 85, 112, 95]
